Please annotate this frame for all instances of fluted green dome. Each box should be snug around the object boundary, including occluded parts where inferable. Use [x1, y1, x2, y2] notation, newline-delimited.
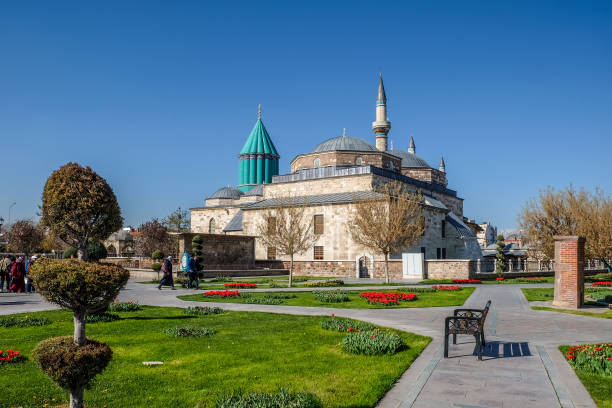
[240, 119, 279, 155]
[238, 118, 280, 192]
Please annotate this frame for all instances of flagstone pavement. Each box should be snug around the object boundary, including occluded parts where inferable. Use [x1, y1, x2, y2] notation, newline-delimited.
[2, 281, 611, 408]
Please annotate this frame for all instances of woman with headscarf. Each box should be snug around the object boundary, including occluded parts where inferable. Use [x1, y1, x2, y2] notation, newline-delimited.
[10, 257, 26, 293]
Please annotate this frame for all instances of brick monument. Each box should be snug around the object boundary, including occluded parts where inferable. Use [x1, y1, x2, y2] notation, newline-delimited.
[552, 236, 585, 309]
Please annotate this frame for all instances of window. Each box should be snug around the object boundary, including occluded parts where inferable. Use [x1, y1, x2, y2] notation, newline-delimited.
[314, 158, 320, 168]
[436, 248, 441, 259]
[267, 247, 276, 260]
[314, 246, 324, 260]
[442, 248, 447, 259]
[268, 217, 277, 234]
[209, 218, 215, 234]
[420, 247, 426, 258]
[355, 156, 363, 165]
[314, 214, 324, 235]
[441, 220, 446, 238]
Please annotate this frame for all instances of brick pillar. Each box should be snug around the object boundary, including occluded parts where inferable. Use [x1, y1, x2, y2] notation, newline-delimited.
[552, 236, 585, 309]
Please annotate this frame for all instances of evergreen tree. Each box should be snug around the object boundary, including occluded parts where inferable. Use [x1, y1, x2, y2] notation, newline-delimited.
[495, 235, 506, 277]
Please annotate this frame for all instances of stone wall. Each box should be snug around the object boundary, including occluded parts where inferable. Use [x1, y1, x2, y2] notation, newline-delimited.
[178, 233, 255, 268]
[403, 168, 448, 187]
[263, 173, 375, 197]
[425, 259, 475, 280]
[191, 206, 242, 234]
[291, 151, 402, 173]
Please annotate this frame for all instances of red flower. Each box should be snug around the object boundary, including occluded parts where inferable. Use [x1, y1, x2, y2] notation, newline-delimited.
[348, 328, 354, 332]
[567, 355, 575, 359]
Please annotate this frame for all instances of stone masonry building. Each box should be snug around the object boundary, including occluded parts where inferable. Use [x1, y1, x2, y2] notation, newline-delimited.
[190, 76, 482, 279]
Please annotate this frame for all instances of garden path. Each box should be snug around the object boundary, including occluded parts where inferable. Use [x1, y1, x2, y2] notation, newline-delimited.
[2, 281, 610, 408]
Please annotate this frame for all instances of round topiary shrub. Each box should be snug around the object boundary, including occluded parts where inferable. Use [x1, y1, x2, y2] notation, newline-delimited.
[151, 249, 164, 261]
[33, 336, 112, 392]
[151, 262, 162, 272]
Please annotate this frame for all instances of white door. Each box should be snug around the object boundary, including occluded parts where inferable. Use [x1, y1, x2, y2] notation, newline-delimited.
[402, 253, 424, 279]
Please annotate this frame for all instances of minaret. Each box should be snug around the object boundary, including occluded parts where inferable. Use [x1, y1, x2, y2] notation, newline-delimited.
[372, 74, 391, 151]
[439, 155, 446, 173]
[408, 134, 416, 154]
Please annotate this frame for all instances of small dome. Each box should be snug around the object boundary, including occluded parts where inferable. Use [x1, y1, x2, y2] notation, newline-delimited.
[311, 136, 378, 153]
[244, 184, 264, 196]
[209, 186, 244, 200]
[387, 150, 431, 168]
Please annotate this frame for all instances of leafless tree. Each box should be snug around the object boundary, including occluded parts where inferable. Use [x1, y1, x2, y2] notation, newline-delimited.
[256, 197, 318, 287]
[134, 219, 176, 257]
[6, 219, 44, 256]
[347, 181, 424, 283]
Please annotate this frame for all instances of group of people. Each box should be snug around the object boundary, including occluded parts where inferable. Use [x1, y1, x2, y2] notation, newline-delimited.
[0, 255, 38, 293]
[156, 254, 201, 290]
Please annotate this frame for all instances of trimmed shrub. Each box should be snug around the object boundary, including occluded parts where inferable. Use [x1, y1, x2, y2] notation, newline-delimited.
[216, 388, 322, 408]
[164, 326, 215, 337]
[108, 301, 140, 312]
[86, 313, 120, 323]
[313, 290, 350, 303]
[151, 262, 162, 272]
[183, 306, 224, 316]
[32, 336, 112, 391]
[342, 329, 406, 355]
[151, 250, 164, 261]
[86, 239, 107, 262]
[63, 247, 77, 259]
[320, 316, 376, 332]
[0, 316, 51, 328]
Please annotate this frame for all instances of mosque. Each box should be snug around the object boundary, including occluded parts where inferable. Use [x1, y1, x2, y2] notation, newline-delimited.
[190, 76, 482, 279]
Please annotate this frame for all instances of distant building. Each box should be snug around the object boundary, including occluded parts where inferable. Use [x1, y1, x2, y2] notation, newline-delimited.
[476, 222, 497, 248]
[104, 228, 135, 257]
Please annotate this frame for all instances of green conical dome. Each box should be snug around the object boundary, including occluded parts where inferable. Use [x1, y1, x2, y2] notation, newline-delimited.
[238, 116, 280, 192]
[239, 119, 279, 155]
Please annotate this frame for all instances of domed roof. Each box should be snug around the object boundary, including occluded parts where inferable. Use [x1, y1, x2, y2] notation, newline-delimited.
[209, 186, 244, 200]
[311, 136, 378, 153]
[244, 184, 264, 196]
[387, 150, 431, 168]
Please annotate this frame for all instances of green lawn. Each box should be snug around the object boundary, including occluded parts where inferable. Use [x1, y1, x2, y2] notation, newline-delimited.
[521, 288, 555, 301]
[559, 346, 612, 408]
[532, 306, 612, 319]
[0, 307, 430, 408]
[483, 276, 554, 284]
[523, 288, 612, 319]
[178, 287, 475, 309]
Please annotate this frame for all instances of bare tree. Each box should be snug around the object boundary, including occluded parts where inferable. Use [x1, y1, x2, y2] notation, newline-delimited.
[347, 181, 424, 283]
[256, 198, 318, 287]
[135, 219, 176, 257]
[6, 219, 44, 256]
[162, 207, 191, 232]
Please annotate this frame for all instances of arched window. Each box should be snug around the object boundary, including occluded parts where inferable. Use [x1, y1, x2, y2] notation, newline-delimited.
[209, 218, 216, 234]
[355, 157, 363, 165]
[314, 158, 320, 168]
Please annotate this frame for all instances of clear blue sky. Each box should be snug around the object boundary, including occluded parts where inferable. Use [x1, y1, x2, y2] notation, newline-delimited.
[1, 1, 611, 230]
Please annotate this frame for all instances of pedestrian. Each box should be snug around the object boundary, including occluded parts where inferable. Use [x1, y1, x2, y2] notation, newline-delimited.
[157, 256, 175, 290]
[10, 257, 26, 293]
[0, 255, 11, 292]
[187, 254, 199, 289]
[25, 255, 37, 293]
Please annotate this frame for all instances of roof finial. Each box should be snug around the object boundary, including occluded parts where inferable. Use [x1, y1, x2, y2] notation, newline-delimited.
[377, 73, 387, 103]
[390, 140, 394, 151]
[439, 155, 446, 173]
[342, 128, 346, 137]
[258, 104, 261, 120]
[408, 134, 415, 154]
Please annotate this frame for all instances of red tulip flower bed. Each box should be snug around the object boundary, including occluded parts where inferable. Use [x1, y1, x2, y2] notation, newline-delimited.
[453, 279, 482, 284]
[359, 292, 418, 306]
[431, 285, 463, 291]
[496, 277, 504, 281]
[565, 343, 612, 377]
[592, 282, 612, 287]
[0, 349, 23, 365]
[224, 283, 257, 288]
[202, 290, 240, 297]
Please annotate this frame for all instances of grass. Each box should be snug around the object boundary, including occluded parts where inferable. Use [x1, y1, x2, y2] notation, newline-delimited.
[523, 288, 612, 319]
[521, 288, 555, 301]
[178, 287, 475, 309]
[0, 307, 430, 408]
[559, 346, 612, 408]
[482, 276, 554, 284]
[532, 307, 612, 319]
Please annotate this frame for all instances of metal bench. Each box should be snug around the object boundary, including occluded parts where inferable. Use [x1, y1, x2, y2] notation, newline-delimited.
[444, 300, 491, 360]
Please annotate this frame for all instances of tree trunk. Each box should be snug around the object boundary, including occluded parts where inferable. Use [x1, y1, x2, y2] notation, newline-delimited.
[70, 386, 84, 408]
[384, 253, 390, 284]
[77, 246, 87, 261]
[289, 254, 294, 288]
[73, 311, 86, 346]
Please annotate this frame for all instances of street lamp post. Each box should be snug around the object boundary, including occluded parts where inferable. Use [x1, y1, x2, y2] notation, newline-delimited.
[8, 202, 16, 226]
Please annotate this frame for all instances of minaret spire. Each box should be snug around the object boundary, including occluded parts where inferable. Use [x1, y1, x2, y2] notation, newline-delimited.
[372, 73, 391, 151]
[258, 104, 262, 120]
[439, 155, 446, 173]
[408, 134, 415, 154]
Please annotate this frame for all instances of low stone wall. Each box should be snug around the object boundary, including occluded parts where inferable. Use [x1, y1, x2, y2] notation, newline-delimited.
[424, 260, 474, 280]
[178, 233, 256, 267]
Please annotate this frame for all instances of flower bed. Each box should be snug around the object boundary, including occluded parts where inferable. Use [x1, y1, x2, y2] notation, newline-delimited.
[202, 290, 240, 297]
[592, 282, 612, 287]
[164, 326, 216, 337]
[224, 282, 257, 288]
[0, 349, 24, 365]
[313, 290, 350, 303]
[496, 277, 504, 281]
[453, 279, 482, 284]
[431, 285, 463, 291]
[303, 279, 344, 287]
[342, 329, 406, 355]
[108, 300, 141, 312]
[565, 343, 612, 377]
[0, 316, 50, 328]
[320, 315, 377, 332]
[86, 312, 120, 323]
[183, 306, 224, 315]
[359, 292, 418, 306]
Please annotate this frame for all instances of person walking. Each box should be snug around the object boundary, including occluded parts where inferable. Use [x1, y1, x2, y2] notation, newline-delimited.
[157, 256, 175, 290]
[0, 255, 11, 292]
[10, 257, 26, 293]
[187, 255, 199, 289]
[25, 255, 37, 293]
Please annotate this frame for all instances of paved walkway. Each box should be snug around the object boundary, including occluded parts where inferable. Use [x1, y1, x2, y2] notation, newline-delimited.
[1, 282, 610, 408]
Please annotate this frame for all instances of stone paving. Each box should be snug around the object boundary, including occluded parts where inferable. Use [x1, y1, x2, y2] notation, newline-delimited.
[1, 281, 611, 408]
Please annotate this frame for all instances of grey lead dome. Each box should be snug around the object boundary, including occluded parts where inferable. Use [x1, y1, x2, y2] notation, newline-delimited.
[209, 186, 245, 199]
[310, 136, 379, 153]
[387, 149, 431, 168]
